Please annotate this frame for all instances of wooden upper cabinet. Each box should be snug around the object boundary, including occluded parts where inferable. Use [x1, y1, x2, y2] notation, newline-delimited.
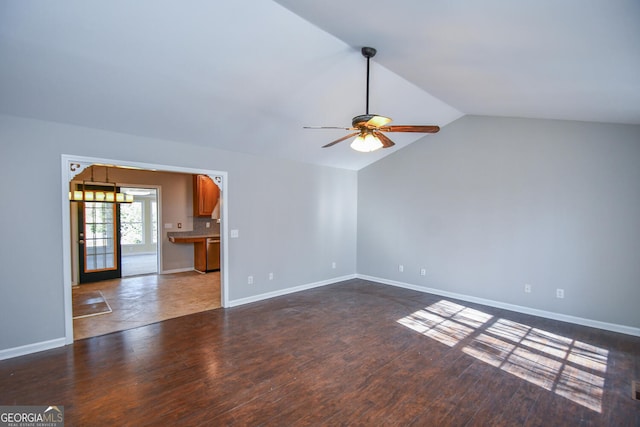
[193, 175, 220, 217]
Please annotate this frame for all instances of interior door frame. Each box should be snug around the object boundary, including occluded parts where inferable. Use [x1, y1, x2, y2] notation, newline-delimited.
[118, 184, 162, 277]
[61, 154, 229, 344]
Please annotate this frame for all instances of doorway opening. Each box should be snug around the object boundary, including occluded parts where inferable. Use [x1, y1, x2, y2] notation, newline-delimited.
[71, 181, 160, 284]
[120, 187, 159, 277]
[62, 155, 229, 344]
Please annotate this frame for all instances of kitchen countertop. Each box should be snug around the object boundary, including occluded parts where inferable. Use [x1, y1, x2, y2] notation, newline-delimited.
[167, 231, 219, 243]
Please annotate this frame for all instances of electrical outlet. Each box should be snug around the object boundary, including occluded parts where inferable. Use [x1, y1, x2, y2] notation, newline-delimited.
[268, 272, 273, 280]
[230, 229, 239, 238]
[524, 284, 531, 293]
[399, 264, 404, 273]
[332, 262, 336, 269]
[248, 275, 253, 285]
[177, 223, 182, 229]
[206, 222, 211, 228]
[420, 268, 426, 276]
[556, 288, 564, 299]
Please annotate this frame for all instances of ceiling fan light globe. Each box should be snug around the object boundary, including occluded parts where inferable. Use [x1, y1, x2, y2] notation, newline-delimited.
[350, 133, 383, 152]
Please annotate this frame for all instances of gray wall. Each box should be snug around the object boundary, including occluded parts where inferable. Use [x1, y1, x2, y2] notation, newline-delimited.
[357, 115, 640, 328]
[0, 114, 357, 351]
[3, 112, 638, 354]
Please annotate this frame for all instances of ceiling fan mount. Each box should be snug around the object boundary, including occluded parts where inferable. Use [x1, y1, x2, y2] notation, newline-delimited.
[361, 46, 377, 59]
[304, 46, 440, 152]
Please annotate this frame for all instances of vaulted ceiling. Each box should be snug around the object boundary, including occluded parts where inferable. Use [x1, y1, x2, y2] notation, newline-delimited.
[1, 1, 638, 170]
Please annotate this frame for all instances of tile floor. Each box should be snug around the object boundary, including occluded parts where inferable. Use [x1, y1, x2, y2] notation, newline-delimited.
[72, 271, 221, 340]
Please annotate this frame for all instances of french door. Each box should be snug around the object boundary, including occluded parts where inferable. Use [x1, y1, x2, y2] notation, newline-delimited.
[78, 199, 122, 283]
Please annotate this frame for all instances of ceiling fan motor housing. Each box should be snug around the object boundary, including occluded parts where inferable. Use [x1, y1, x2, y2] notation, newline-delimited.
[352, 114, 378, 127]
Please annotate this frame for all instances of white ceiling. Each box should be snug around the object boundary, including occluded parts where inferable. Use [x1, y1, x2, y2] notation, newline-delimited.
[1, 1, 638, 170]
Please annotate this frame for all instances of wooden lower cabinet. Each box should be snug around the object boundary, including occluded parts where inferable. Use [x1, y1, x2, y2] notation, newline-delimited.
[193, 239, 207, 273]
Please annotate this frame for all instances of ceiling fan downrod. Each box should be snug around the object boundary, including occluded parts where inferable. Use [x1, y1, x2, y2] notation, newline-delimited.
[361, 47, 377, 115]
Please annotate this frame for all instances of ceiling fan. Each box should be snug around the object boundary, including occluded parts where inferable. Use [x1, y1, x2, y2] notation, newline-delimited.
[305, 47, 440, 152]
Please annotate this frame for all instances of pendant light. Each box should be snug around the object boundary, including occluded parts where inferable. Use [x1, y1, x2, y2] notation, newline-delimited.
[69, 166, 134, 203]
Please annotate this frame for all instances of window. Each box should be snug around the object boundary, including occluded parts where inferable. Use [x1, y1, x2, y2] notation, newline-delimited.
[120, 201, 144, 244]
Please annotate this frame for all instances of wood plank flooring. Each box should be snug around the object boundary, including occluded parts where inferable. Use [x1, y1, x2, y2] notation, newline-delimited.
[1, 279, 639, 426]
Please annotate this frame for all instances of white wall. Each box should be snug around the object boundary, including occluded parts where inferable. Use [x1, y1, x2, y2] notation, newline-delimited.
[357, 115, 640, 329]
[0, 114, 357, 353]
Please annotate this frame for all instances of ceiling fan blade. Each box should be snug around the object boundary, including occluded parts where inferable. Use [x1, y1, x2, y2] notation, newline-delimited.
[322, 132, 360, 148]
[375, 132, 395, 148]
[304, 126, 354, 130]
[379, 125, 440, 133]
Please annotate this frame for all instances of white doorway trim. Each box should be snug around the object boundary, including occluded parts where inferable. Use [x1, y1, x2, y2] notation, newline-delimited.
[61, 154, 229, 345]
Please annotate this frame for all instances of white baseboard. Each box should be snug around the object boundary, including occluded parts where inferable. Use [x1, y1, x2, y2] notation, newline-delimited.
[1, 275, 355, 360]
[0, 337, 66, 361]
[160, 267, 195, 275]
[358, 274, 640, 337]
[227, 274, 357, 307]
[5, 273, 636, 360]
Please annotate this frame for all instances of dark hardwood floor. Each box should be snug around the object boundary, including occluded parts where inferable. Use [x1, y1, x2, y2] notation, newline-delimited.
[1, 279, 639, 426]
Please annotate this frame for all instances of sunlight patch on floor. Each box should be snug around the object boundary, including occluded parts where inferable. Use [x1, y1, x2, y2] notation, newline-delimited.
[397, 300, 493, 347]
[397, 300, 608, 413]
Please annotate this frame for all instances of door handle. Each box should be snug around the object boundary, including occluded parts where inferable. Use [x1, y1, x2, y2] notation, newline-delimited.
[79, 240, 85, 244]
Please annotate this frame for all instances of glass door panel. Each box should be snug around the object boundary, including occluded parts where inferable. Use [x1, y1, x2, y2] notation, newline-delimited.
[84, 202, 116, 271]
[78, 199, 121, 283]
